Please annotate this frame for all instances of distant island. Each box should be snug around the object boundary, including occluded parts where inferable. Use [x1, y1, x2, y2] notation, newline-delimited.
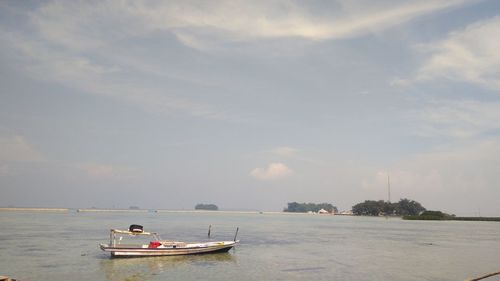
[284, 202, 338, 213]
[352, 198, 425, 216]
[195, 203, 219, 211]
[404, 210, 500, 221]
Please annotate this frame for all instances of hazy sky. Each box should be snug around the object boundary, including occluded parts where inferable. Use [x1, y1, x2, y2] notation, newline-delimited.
[1, 0, 500, 215]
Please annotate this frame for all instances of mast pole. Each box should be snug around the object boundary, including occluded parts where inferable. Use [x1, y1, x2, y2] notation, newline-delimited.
[388, 174, 391, 203]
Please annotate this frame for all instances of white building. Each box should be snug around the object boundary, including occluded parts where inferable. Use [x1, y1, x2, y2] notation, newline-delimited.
[318, 208, 329, 214]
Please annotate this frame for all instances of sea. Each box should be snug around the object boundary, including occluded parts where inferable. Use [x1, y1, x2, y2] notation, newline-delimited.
[0, 210, 499, 281]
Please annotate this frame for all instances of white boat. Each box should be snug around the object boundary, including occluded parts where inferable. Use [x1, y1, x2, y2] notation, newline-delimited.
[99, 225, 239, 258]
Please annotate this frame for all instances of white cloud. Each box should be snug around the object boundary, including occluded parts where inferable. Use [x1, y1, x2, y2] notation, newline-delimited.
[250, 162, 292, 180]
[0, 0, 472, 121]
[0, 135, 44, 163]
[76, 162, 140, 181]
[0, 28, 228, 120]
[415, 100, 500, 138]
[270, 146, 298, 157]
[26, 1, 468, 51]
[400, 17, 500, 141]
[389, 77, 411, 87]
[145, 0, 468, 50]
[416, 16, 500, 91]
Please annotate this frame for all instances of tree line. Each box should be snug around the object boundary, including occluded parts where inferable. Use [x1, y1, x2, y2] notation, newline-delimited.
[351, 199, 425, 216]
[403, 210, 500, 221]
[194, 203, 218, 210]
[284, 202, 338, 213]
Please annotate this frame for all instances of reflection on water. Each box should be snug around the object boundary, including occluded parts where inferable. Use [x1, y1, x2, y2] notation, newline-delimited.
[100, 253, 236, 281]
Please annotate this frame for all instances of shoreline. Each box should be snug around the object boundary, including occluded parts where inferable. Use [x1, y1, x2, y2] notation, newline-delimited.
[77, 208, 149, 213]
[0, 207, 69, 212]
[0, 207, 357, 216]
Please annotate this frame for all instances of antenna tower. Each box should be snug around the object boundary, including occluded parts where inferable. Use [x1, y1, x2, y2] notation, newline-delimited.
[387, 174, 391, 203]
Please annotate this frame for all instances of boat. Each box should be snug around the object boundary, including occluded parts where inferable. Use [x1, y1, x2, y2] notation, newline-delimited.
[99, 224, 239, 258]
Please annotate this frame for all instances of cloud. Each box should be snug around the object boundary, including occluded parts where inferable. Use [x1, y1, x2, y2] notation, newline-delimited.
[415, 100, 500, 138]
[389, 77, 411, 87]
[0, 0, 472, 122]
[250, 162, 292, 180]
[0, 135, 139, 180]
[76, 162, 140, 181]
[0, 2, 232, 121]
[360, 139, 500, 215]
[0, 29, 228, 120]
[416, 16, 500, 91]
[266, 146, 320, 164]
[144, 0, 468, 50]
[0, 135, 44, 163]
[270, 146, 299, 157]
[25, 1, 469, 51]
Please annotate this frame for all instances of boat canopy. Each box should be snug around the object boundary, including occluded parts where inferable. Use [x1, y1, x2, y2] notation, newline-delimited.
[111, 229, 158, 236]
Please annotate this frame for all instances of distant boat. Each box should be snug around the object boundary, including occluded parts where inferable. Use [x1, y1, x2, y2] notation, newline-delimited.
[99, 225, 239, 258]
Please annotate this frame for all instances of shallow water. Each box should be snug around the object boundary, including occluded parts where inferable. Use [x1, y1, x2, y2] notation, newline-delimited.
[0, 211, 499, 281]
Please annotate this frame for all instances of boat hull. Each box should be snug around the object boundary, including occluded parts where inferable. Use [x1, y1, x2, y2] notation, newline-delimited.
[100, 241, 236, 258]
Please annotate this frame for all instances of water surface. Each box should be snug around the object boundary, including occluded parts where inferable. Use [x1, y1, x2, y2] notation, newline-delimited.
[0, 211, 499, 281]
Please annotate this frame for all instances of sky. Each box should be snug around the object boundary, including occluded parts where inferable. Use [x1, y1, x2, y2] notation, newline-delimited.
[1, 0, 500, 215]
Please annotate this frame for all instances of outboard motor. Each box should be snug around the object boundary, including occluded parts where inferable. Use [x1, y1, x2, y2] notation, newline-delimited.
[129, 224, 143, 233]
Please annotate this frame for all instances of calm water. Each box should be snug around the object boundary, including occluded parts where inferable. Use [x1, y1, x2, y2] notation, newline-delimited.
[0, 211, 499, 281]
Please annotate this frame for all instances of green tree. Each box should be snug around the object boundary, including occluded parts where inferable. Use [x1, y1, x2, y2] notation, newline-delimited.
[394, 198, 425, 216]
[352, 200, 385, 216]
[284, 202, 337, 213]
[351, 198, 426, 216]
[195, 203, 218, 210]
[382, 202, 396, 215]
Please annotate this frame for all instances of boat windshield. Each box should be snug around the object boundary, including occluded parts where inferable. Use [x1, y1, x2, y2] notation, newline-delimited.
[109, 229, 161, 246]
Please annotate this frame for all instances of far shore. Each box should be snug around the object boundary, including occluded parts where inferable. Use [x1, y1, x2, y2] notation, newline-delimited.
[76, 209, 310, 215]
[0, 207, 349, 215]
[0, 207, 69, 212]
[77, 209, 352, 215]
[77, 208, 149, 213]
[1, 208, 496, 222]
